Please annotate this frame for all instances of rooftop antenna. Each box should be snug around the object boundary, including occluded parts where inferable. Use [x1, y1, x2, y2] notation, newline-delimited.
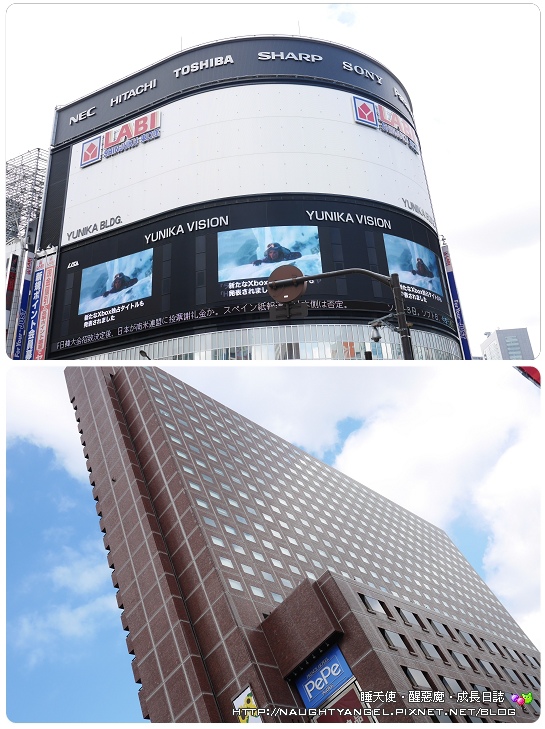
[298, 20, 301, 35]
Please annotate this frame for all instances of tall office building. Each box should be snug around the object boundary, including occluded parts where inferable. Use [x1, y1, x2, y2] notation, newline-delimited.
[480, 330, 534, 361]
[65, 367, 540, 723]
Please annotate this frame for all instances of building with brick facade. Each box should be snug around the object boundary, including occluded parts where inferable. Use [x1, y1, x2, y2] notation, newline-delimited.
[65, 366, 540, 722]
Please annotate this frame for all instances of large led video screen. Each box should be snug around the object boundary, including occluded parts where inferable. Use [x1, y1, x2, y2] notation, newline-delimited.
[218, 226, 322, 282]
[48, 197, 455, 357]
[78, 249, 153, 315]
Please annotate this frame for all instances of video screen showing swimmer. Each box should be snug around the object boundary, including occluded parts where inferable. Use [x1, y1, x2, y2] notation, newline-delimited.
[78, 248, 153, 316]
[218, 225, 322, 282]
[384, 234, 444, 298]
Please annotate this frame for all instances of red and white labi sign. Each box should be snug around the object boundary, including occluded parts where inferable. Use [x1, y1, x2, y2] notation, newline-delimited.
[104, 111, 161, 150]
[80, 111, 161, 167]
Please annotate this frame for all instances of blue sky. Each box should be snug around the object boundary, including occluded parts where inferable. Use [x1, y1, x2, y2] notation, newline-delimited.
[5, 361, 541, 723]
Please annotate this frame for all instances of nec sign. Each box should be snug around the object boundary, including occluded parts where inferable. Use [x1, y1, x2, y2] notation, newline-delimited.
[295, 645, 354, 709]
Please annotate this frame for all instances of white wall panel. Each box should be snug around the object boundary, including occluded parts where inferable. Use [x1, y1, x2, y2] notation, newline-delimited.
[61, 84, 435, 245]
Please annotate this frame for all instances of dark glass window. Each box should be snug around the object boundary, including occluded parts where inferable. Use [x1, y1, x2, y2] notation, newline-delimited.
[360, 594, 390, 616]
[471, 684, 490, 699]
[398, 607, 419, 627]
[458, 630, 479, 648]
[524, 674, 540, 690]
[450, 651, 473, 670]
[381, 629, 410, 651]
[402, 667, 433, 689]
[430, 619, 450, 638]
[441, 676, 464, 693]
[502, 666, 520, 684]
[477, 659, 497, 677]
[418, 640, 446, 662]
[523, 654, 540, 669]
[481, 639, 496, 654]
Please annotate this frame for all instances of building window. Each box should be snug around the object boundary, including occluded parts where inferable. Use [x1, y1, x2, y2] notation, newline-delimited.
[440, 676, 465, 694]
[471, 684, 491, 702]
[220, 557, 234, 568]
[477, 659, 497, 677]
[402, 667, 434, 689]
[502, 666, 521, 684]
[229, 579, 243, 591]
[211, 536, 225, 547]
[524, 674, 540, 690]
[450, 651, 474, 670]
[457, 630, 479, 649]
[429, 620, 454, 639]
[418, 640, 447, 663]
[381, 629, 412, 652]
[360, 594, 391, 617]
[251, 586, 265, 598]
[397, 607, 424, 628]
[241, 564, 255, 575]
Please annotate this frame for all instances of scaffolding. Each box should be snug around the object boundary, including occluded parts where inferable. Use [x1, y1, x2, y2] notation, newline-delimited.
[6, 148, 48, 242]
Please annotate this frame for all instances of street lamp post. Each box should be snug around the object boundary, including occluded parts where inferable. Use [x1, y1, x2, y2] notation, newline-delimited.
[267, 266, 414, 360]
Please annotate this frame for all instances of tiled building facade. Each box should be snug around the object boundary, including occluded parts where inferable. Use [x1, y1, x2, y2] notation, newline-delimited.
[65, 366, 540, 722]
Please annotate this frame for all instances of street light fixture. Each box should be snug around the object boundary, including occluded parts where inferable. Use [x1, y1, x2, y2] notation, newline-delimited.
[267, 265, 414, 360]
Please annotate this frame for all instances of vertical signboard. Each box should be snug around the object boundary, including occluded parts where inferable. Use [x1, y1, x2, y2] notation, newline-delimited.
[6, 253, 19, 335]
[441, 244, 471, 360]
[12, 252, 34, 360]
[24, 253, 57, 360]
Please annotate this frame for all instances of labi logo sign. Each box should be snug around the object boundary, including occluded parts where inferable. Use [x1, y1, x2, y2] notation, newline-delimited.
[295, 645, 354, 710]
[80, 111, 161, 168]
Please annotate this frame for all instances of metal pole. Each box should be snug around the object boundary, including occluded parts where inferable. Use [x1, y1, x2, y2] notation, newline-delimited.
[268, 267, 414, 360]
[389, 272, 414, 360]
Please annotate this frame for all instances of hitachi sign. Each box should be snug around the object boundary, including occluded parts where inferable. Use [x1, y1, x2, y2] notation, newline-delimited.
[104, 111, 160, 150]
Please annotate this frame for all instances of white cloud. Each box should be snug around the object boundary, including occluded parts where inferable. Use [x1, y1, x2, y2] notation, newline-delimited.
[9, 535, 117, 667]
[11, 594, 119, 668]
[49, 540, 112, 596]
[472, 427, 541, 624]
[6, 363, 89, 483]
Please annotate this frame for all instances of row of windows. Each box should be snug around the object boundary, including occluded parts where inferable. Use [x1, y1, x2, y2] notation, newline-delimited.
[361, 595, 539, 677]
[402, 666, 540, 716]
[101, 323, 462, 361]
[380, 628, 540, 690]
[143, 368, 533, 650]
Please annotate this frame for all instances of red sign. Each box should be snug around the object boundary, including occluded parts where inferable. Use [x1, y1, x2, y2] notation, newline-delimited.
[104, 111, 160, 150]
[315, 684, 372, 723]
